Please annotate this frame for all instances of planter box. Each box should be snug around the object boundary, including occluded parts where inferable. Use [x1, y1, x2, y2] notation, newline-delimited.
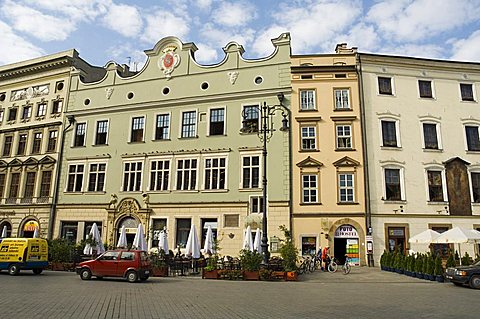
[285, 271, 298, 281]
[202, 269, 219, 279]
[243, 271, 260, 281]
[152, 267, 169, 277]
[435, 275, 445, 283]
[51, 262, 64, 271]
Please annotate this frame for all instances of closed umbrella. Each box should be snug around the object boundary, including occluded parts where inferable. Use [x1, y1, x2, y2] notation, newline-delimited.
[33, 227, 39, 238]
[158, 227, 169, 253]
[253, 228, 262, 252]
[132, 224, 147, 251]
[203, 225, 215, 255]
[408, 229, 440, 244]
[185, 224, 200, 258]
[1, 225, 7, 238]
[117, 225, 128, 248]
[243, 225, 253, 251]
[83, 223, 104, 255]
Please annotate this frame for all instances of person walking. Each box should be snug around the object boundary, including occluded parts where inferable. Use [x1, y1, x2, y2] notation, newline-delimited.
[322, 246, 330, 272]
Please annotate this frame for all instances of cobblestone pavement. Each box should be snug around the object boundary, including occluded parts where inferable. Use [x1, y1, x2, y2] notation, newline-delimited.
[0, 267, 478, 319]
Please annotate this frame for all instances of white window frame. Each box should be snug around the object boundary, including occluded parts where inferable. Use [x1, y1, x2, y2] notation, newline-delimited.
[381, 165, 406, 201]
[420, 120, 442, 150]
[207, 106, 226, 136]
[93, 119, 109, 146]
[468, 168, 480, 204]
[336, 124, 352, 149]
[300, 89, 316, 110]
[65, 162, 85, 193]
[377, 76, 395, 96]
[240, 152, 262, 189]
[241, 104, 260, 133]
[424, 167, 448, 202]
[249, 195, 264, 214]
[203, 155, 228, 191]
[379, 118, 401, 148]
[338, 173, 355, 203]
[153, 112, 171, 140]
[36, 102, 47, 117]
[87, 162, 107, 192]
[301, 125, 317, 150]
[129, 115, 145, 143]
[175, 157, 199, 191]
[417, 79, 435, 99]
[463, 122, 480, 152]
[72, 122, 87, 147]
[459, 82, 476, 102]
[121, 160, 144, 192]
[334, 88, 351, 110]
[148, 157, 171, 192]
[301, 174, 318, 204]
[180, 109, 198, 138]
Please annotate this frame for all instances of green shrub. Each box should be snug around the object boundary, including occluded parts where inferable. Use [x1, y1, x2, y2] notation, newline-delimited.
[446, 253, 456, 268]
[239, 249, 262, 271]
[415, 253, 424, 273]
[461, 252, 472, 266]
[434, 256, 443, 276]
[278, 225, 298, 272]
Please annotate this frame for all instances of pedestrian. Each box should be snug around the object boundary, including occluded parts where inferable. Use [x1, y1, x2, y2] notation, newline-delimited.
[322, 246, 330, 272]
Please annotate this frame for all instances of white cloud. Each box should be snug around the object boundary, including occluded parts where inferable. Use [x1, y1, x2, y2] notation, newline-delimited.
[375, 43, 444, 60]
[213, 1, 257, 27]
[2, 0, 77, 41]
[450, 30, 480, 62]
[252, 25, 289, 57]
[337, 23, 379, 53]
[142, 11, 190, 44]
[200, 23, 256, 49]
[367, 0, 480, 42]
[21, 0, 109, 22]
[107, 43, 147, 71]
[102, 3, 143, 37]
[194, 43, 219, 64]
[194, 0, 214, 9]
[0, 20, 45, 65]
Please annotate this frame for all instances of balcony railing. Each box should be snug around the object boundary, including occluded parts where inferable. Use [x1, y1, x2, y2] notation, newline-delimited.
[1, 196, 52, 205]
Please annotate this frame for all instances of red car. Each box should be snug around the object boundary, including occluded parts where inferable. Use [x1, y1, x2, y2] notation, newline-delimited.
[76, 250, 151, 283]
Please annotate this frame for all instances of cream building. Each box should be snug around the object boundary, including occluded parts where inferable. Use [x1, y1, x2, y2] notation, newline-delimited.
[291, 44, 367, 265]
[358, 53, 480, 263]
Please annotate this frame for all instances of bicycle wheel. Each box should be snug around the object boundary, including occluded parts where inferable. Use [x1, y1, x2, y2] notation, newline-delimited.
[328, 261, 337, 273]
[343, 263, 351, 275]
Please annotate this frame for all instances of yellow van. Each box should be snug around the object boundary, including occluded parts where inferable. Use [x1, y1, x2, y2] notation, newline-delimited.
[0, 238, 48, 275]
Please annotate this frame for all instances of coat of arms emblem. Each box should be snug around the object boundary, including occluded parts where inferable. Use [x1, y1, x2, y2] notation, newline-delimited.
[159, 46, 180, 80]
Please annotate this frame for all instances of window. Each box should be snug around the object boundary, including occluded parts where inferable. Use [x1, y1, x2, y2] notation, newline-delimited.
[334, 89, 350, 109]
[242, 155, 260, 188]
[209, 108, 225, 135]
[155, 114, 170, 140]
[224, 214, 239, 228]
[302, 174, 318, 203]
[122, 161, 142, 192]
[131, 116, 144, 142]
[300, 90, 315, 110]
[201, 219, 218, 248]
[23, 172, 36, 199]
[95, 120, 108, 145]
[176, 218, 191, 248]
[74, 123, 86, 147]
[472, 172, 480, 203]
[8, 108, 17, 122]
[0, 109, 4, 123]
[0, 174, 5, 199]
[384, 168, 402, 201]
[120, 252, 134, 261]
[88, 163, 106, 192]
[61, 222, 78, 243]
[381, 120, 398, 147]
[301, 126, 316, 150]
[336, 125, 352, 149]
[52, 100, 63, 114]
[17, 133, 27, 155]
[378, 77, 392, 95]
[22, 105, 32, 120]
[39, 171, 52, 199]
[151, 219, 167, 248]
[84, 222, 102, 239]
[301, 237, 317, 256]
[339, 173, 354, 203]
[427, 170, 444, 202]
[176, 159, 197, 190]
[465, 126, 480, 151]
[242, 105, 259, 132]
[204, 158, 226, 190]
[31, 132, 42, 154]
[3, 135, 13, 156]
[250, 196, 264, 213]
[67, 164, 84, 192]
[431, 226, 450, 257]
[460, 83, 474, 101]
[181, 111, 196, 138]
[8, 173, 20, 200]
[387, 227, 406, 254]
[423, 123, 439, 149]
[37, 103, 47, 117]
[47, 130, 58, 152]
[418, 80, 433, 98]
[149, 160, 170, 191]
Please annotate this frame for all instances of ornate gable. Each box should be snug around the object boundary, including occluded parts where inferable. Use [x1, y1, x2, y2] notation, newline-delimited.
[39, 155, 56, 165]
[24, 157, 39, 166]
[296, 156, 324, 168]
[333, 156, 360, 167]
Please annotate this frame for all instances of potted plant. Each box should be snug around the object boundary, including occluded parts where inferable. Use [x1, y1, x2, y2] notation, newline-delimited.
[415, 253, 424, 279]
[278, 225, 299, 281]
[150, 250, 169, 277]
[427, 254, 436, 281]
[202, 238, 222, 279]
[434, 255, 444, 282]
[461, 252, 472, 266]
[239, 249, 262, 280]
[446, 252, 456, 268]
[380, 250, 387, 271]
[410, 254, 417, 277]
[48, 238, 75, 271]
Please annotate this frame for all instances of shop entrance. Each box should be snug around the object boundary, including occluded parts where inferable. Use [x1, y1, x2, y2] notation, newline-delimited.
[117, 217, 139, 248]
[334, 224, 360, 266]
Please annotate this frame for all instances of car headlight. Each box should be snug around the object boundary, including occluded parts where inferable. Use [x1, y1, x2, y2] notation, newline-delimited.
[455, 270, 468, 276]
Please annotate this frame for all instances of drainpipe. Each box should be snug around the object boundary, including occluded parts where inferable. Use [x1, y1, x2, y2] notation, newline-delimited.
[47, 115, 75, 240]
[356, 54, 374, 266]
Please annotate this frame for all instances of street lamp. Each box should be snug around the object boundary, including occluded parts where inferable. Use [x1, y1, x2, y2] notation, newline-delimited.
[240, 92, 290, 265]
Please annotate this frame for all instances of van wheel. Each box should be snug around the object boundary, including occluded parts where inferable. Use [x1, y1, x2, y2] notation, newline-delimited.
[33, 268, 43, 275]
[469, 275, 480, 289]
[8, 264, 20, 276]
[126, 271, 138, 283]
[80, 268, 92, 280]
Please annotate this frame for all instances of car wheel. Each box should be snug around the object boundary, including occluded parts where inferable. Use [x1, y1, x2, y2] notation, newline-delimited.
[469, 275, 480, 289]
[126, 271, 138, 283]
[80, 268, 92, 280]
[32, 268, 43, 275]
[8, 264, 20, 276]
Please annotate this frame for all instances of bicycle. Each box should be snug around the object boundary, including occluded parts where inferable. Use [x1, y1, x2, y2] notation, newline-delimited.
[309, 254, 322, 272]
[342, 255, 352, 275]
[327, 255, 338, 273]
[298, 256, 311, 275]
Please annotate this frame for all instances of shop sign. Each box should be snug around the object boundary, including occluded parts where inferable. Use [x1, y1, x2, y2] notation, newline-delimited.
[334, 225, 358, 238]
[389, 229, 404, 237]
[23, 220, 39, 231]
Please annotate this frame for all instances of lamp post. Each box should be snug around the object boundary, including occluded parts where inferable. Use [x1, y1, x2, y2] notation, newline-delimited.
[240, 92, 290, 265]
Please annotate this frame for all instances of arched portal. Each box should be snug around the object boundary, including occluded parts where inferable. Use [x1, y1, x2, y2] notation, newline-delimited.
[116, 216, 139, 247]
[333, 224, 360, 265]
[0, 220, 12, 238]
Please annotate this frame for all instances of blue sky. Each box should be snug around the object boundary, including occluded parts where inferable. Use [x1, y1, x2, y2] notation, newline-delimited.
[1, 0, 480, 69]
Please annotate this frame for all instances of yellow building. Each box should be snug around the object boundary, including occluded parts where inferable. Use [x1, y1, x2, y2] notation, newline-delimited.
[291, 44, 368, 265]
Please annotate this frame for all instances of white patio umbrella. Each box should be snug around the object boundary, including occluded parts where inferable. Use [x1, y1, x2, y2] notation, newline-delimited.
[117, 225, 128, 248]
[1, 225, 7, 238]
[431, 227, 480, 265]
[203, 225, 215, 255]
[83, 223, 105, 255]
[185, 224, 201, 258]
[132, 224, 147, 251]
[253, 228, 262, 252]
[242, 225, 254, 251]
[158, 227, 169, 253]
[33, 227, 39, 238]
[408, 229, 440, 244]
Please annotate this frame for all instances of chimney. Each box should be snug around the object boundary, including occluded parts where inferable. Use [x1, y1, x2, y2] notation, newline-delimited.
[335, 43, 357, 54]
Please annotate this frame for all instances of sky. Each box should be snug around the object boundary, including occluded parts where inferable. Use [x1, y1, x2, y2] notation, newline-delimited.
[1, 0, 480, 69]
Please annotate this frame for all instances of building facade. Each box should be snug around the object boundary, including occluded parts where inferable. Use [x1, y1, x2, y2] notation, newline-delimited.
[55, 34, 292, 256]
[291, 45, 367, 265]
[0, 50, 103, 239]
[358, 53, 480, 263]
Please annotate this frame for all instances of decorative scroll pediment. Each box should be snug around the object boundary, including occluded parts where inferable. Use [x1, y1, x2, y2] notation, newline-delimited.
[39, 155, 56, 165]
[333, 156, 360, 167]
[8, 159, 23, 167]
[23, 157, 39, 166]
[296, 156, 324, 168]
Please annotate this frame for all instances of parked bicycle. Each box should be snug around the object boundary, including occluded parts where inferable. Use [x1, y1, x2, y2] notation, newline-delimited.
[327, 255, 351, 274]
